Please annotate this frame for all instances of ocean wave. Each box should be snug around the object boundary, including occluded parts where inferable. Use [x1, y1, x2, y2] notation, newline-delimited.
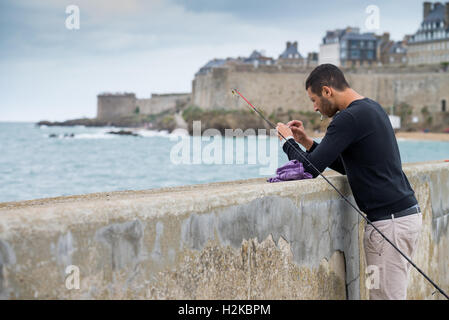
[137, 128, 189, 138]
[74, 127, 128, 139]
[73, 132, 116, 139]
[44, 132, 115, 139]
[44, 128, 191, 139]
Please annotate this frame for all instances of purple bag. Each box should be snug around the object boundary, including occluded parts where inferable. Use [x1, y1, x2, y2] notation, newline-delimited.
[267, 159, 313, 183]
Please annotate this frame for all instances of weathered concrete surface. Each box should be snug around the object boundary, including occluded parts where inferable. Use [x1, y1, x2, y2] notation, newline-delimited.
[0, 161, 447, 299]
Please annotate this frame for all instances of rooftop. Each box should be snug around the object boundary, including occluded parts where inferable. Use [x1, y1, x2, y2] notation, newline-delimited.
[423, 2, 446, 24]
[323, 27, 377, 44]
[279, 41, 303, 59]
[341, 32, 377, 41]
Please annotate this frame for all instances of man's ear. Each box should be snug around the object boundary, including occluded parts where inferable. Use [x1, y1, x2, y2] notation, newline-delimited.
[322, 86, 332, 97]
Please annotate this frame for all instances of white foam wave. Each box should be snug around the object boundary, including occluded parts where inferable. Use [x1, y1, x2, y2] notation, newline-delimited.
[137, 128, 189, 138]
[44, 128, 191, 140]
[73, 132, 116, 139]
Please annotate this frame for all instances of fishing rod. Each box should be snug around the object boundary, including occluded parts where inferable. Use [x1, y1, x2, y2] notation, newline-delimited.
[231, 88, 449, 300]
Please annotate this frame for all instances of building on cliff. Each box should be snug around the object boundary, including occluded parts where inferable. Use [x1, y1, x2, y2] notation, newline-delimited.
[319, 27, 378, 67]
[407, 2, 449, 65]
[307, 52, 319, 68]
[376, 33, 408, 66]
[196, 42, 318, 76]
[277, 41, 305, 66]
[244, 50, 275, 67]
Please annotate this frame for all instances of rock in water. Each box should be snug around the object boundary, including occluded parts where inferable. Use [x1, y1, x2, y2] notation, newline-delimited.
[107, 130, 139, 137]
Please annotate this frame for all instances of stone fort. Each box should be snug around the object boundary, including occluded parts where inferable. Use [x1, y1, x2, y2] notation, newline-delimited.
[97, 92, 191, 121]
[192, 64, 449, 117]
[97, 64, 449, 122]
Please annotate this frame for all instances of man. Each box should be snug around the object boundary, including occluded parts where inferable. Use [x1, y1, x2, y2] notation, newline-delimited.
[276, 64, 422, 300]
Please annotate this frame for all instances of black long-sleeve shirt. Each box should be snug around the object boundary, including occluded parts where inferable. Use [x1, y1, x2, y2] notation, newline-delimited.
[282, 97, 418, 221]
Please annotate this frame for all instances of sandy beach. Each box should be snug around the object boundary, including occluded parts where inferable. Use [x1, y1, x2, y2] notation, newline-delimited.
[395, 132, 449, 142]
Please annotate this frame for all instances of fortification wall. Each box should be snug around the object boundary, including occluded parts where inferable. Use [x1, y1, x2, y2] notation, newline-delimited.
[0, 161, 447, 299]
[192, 66, 449, 115]
[96, 93, 191, 120]
[138, 93, 191, 115]
[97, 94, 137, 121]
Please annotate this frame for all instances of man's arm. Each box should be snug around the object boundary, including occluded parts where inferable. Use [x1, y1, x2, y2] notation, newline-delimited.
[305, 140, 346, 175]
[281, 112, 356, 178]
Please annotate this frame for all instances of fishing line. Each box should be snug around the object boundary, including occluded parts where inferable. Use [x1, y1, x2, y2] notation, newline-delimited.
[231, 88, 448, 299]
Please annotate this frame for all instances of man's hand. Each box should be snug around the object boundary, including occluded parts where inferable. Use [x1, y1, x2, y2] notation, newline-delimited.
[276, 122, 293, 141]
[286, 120, 307, 143]
[286, 120, 315, 151]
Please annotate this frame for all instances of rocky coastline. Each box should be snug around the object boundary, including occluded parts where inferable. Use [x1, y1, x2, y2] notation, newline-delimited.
[36, 106, 328, 135]
[37, 105, 449, 136]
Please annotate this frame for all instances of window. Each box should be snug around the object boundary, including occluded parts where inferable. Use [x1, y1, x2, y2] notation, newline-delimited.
[443, 100, 447, 112]
[367, 51, 374, 60]
[350, 50, 360, 59]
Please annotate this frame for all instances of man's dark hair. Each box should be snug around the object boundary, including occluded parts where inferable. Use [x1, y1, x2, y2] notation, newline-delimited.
[305, 64, 350, 96]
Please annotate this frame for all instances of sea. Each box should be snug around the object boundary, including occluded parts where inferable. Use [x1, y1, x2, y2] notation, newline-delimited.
[1, 122, 448, 203]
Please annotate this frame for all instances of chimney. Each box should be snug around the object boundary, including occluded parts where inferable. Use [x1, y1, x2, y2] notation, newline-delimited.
[445, 2, 449, 27]
[286, 41, 291, 49]
[293, 41, 298, 49]
[423, 2, 432, 20]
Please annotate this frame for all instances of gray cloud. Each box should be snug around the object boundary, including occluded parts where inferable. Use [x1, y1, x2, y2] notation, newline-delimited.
[0, 0, 425, 121]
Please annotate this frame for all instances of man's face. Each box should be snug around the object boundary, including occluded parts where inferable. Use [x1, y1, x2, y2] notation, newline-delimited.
[307, 87, 338, 118]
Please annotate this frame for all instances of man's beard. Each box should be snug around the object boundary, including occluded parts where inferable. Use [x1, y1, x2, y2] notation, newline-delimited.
[319, 96, 336, 117]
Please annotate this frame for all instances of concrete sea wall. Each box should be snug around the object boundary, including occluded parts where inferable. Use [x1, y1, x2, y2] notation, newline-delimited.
[0, 161, 447, 299]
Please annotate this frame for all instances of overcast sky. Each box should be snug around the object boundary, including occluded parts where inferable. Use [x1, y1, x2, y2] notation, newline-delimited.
[0, 0, 425, 121]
